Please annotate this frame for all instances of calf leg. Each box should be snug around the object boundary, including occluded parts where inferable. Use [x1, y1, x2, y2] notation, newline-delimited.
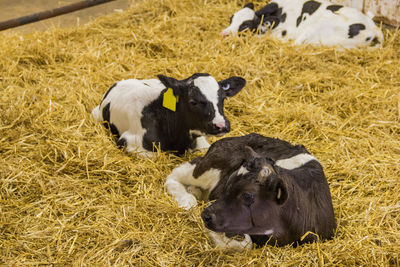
[165, 162, 198, 209]
[165, 161, 221, 210]
[190, 136, 210, 152]
[207, 230, 252, 249]
[118, 131, 153, 157]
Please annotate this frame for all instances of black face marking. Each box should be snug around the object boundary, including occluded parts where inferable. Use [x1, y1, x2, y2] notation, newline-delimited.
[244, 3, 254, 9]
[109, 123, 120, 137]
[370, 36, 380, 46]
[101, 102, 120, 137]
[102, 102, 111, 124]
[326, 4, 343, 13]
[101, 83, 117, 105]
[280, 13, 286, 23]
[296, 0, 322, 27]
[254, 3, 285, 30]
[348, 23, 366, 38]
[281, 30, 287, 37]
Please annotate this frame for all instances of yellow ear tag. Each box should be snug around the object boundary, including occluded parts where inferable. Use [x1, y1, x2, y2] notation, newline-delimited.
[162, 88, 178, 112]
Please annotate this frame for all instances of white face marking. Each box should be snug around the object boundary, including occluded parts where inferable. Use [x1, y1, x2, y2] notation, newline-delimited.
[193, 76, 225, 125]
[222, 7, 255, 36]
[264, 229, 274, 235]
[275, 153, 317, 170]
[237, 166, 249, 175]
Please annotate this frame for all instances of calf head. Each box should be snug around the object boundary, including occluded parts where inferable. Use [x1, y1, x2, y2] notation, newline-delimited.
[201, 146, 288, 236]
[222, 2, 286, 36]
[222, 3, 256, 36]
[158, 73, 246, 136]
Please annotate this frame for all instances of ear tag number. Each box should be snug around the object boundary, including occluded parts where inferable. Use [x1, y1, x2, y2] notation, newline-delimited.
[162, 88, 179, 112]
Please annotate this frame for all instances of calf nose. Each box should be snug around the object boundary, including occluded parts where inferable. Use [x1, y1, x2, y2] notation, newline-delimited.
[201, 212, 216, 225]
[221, 30, 231, 37]
[215, 122, 226, 131]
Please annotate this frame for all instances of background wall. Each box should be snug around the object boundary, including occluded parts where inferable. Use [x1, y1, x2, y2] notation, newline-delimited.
[334, 0, 400, 26]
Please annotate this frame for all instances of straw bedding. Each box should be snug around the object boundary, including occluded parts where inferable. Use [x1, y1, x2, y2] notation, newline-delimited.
[0, 0, 399, 265]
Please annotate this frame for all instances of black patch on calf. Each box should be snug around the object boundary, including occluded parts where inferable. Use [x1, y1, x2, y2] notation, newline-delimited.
[101, 83, 117, 105]
[255, 3, 286, 30]
[102, 102, 111, 123]
[281, 30, 287, 37]
[348, 23, 366, 38]
[296, 0, 322, 27]
[244, 3, 254, 9]
[117, 137, 127, 148]
[326, 4, 343, 13]
[102, 102, 120, 138]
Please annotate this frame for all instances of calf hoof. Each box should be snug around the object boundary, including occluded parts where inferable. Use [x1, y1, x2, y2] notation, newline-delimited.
[176, 194, 198, 210]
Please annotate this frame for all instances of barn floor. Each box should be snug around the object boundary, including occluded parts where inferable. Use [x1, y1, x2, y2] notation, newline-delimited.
[0, 0, 399, 265]
[0, 0, 130, 33]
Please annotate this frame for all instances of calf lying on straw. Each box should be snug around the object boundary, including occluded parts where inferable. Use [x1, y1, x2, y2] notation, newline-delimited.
[222, 0, 383, 49]
[92, 73, 246, 156]
[165, 133, 336, 248]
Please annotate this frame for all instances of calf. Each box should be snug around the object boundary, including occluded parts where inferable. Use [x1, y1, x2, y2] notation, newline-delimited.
[165, 133, 336, 248]
[92, 73, 246, 155]
[222, 0, 383, 49]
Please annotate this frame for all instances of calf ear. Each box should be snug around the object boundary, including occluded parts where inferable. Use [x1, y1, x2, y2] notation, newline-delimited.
[244, 3, 254, 9]
[265, 176, 288, 205]
[218, 76, 246, 98]
[255, 2, 279, 17]
[158, 75, 181, 94]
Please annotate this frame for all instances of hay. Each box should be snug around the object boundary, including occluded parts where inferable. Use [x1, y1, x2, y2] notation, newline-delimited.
[0, 0, 399, 265]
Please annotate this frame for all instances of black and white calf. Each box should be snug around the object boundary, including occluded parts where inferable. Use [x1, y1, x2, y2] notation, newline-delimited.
[222, 0, 383, 49]
[92, 73, 246, 155]
[165, 133, 336, 248]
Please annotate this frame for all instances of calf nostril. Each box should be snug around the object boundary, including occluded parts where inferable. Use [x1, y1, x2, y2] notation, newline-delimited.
[215, 122, 226, 130]
[202, 212, 214, 223]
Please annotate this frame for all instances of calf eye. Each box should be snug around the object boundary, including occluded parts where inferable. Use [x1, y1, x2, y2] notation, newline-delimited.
[189, 100, 197, 106]
[242, 192, 255, 206]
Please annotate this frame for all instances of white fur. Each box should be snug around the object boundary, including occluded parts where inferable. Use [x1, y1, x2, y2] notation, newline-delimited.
[275, 153, 317, 170]
[264, 229, 274, 235]
[193, 76, 225, 125]
[164, 162, 221, 210]
[191, 136, 211, 152]
[224, 0, 383, 48]
[208, 231, 253, 249]
[237, 166, 249, 175]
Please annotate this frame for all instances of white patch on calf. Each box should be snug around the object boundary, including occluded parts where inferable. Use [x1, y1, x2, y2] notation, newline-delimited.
[237, 166, 249, 176]
[264, 229, 274, 235]
[165, 162, 221, 210]
[222, 7, 256, 36]
[193, 76, 225, 126]
[275, 153, 317, 170]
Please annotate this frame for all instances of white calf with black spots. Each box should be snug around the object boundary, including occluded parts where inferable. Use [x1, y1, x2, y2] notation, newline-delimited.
[92, 73, 246, 155]
[222, 0, 383, 49]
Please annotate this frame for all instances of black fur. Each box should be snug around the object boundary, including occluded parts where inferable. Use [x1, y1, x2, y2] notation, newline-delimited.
[102, 102, 120, 138]
[326, 4, 343, 13]
[296, 0, 322, 27]
[138, 74, 245, 155]
[101, 83, 117, 105]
